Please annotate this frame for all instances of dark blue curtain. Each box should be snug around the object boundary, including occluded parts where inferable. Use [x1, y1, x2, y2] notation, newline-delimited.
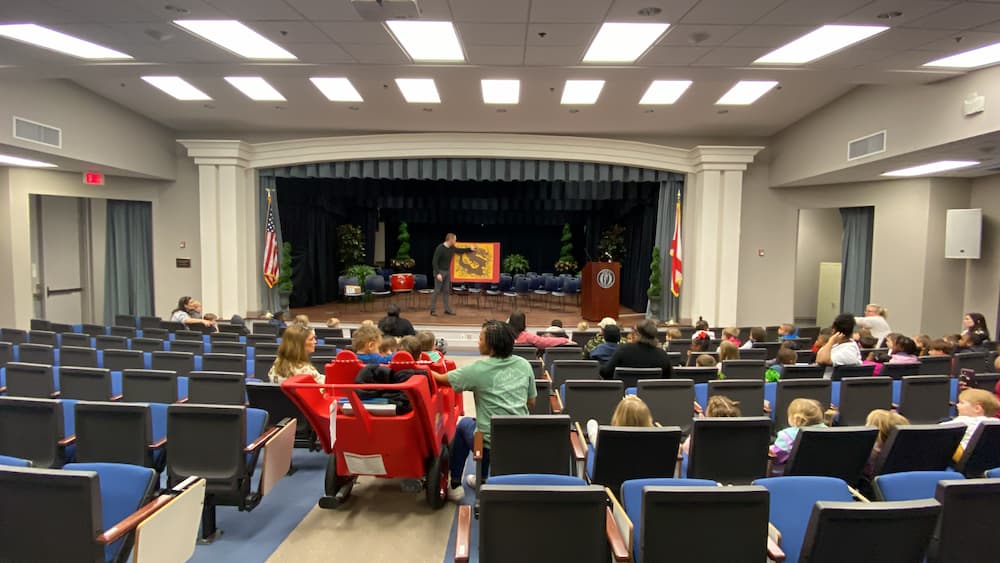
[104, 200, 154, 321]
[839, 206, 874, 315]
[651, 179, 684, 322]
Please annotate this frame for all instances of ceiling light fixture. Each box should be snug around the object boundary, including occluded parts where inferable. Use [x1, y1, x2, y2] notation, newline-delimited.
[583, 22, 670, 63]
[882, 160, 980, 177]
[385, 20, 465, 62]
[395, 78, 441, 103]
[141, 76, 211, 101]
[716, 81, 779, 105]
[481, 79, 520, 104]
[0, 24, 131, 60]
[639, 80, 692, 104]
[0, 153, 57, 168]
[755, 25, 888, 65]
[924, 41, 1000, 69]
[561, 80, 605, 104]
[310, 77, 363, 102]
[224, 76, 286, 101]
[174, 20, 296, 60]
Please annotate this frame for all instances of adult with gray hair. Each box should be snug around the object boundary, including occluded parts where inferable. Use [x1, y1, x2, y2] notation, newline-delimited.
[855, 303, 892, 346]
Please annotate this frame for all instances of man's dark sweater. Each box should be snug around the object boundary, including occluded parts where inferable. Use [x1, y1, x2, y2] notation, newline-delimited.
[432, 243, 473, 276]
[599, 341, 674, 379]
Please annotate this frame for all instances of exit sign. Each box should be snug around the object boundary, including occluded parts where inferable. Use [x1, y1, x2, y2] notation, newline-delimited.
[84, 172, 104, 185]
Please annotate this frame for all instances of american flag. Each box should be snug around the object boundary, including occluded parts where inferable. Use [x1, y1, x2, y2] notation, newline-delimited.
[670, 195, 683, 297]
[263, 193, 279, 288]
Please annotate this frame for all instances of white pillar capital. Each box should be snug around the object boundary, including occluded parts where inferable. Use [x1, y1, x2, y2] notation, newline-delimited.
[688, 146, 764, 173]
[178, 140, 254, 167]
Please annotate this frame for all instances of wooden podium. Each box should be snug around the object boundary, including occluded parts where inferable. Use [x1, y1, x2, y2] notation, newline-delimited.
[581, 261, 620, 321]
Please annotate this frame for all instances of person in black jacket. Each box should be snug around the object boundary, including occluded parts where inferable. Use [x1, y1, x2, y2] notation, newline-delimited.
[377, 303, 416, 337]
[429, 233, 473, 316]
[599, 319, 673, 379]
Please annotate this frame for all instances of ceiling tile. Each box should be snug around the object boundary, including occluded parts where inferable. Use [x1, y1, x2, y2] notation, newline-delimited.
[338, 42, 409, 64]
[282, 0, 364, 21]
[0, 0, 89, 23]
[858, 27, 956, 51]
[641, 45, 712, 65]
[526, 23, 599, 45]
[315, 21, 390, 44]
[203, 0, 304, 20]
[917, 30, 1000, 52]
[723, 25, 814, 48]
[605, 0, 700, 22]
[838, 0, 954, 27]
[465, 45, 525, 65]
[450, 0, 530, 22]
[410, 0, 454, 20]
[529, 0, 614, 23]
[679, 0, 785, 25]
[524, 45, 585, 65]
[977, 19, 1000, 32]
[811, 48, 897, 69]
[690, 46, 769, 66]
[115, 41, 239, 63]
[456, 23, 527, 46]
[250, 21, 331, 44]
[658, 24, 745, 46]
[279, 42, 355, 63]
[907, 2, 1000, 30]
[756, 0, 871, 25]
[43, 0, 162, 23]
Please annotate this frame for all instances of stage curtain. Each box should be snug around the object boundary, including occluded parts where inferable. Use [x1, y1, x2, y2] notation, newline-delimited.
[104, 200, 154, 321]
[839, 206, 874, 316]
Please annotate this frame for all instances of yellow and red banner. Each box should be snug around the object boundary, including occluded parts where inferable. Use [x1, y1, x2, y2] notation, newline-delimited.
[451, 243, 500, 283]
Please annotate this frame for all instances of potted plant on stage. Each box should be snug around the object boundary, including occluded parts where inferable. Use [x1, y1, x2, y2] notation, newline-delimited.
[502, 254, 530, 276]
[647, 246, 662, 320]
[554, 223, 578, 275]
[598, 224, 626, 262]
[277, 242, 294, 313]
[346, 264, 376, 302]
[389, 221, 416, 293]
[338, 224, 367, 300]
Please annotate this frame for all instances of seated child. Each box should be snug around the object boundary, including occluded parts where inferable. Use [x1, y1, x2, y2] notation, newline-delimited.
[811, 328, 832, 353]
[576, 321, 590, 332]
[352, 325, 392, 364]
[586, 395, 653, 445]
[778, 323, 799, 341]
[326, 317, 341, 328]
[927, 338, 954, 356]
[379, 335, 398, 356]
[863, 409, 910, 477]
[588, 325, 620, 365]
[692, 317, 715, 339]
[765, 346, 797, 382]
[914, 334, 931, 356]
[397, 335, 422, 359]
[695, 354, 717, 367]
[721, 327, 741, 346]
[740, 326, 765, 350]
[947, 388, 1000, 460]
[885, 335, 919, 364]
[418, 331, 442, 362]
[687, 332, 712, 365]
[682, 395, 741, 455]
[770, 398, 827, 464]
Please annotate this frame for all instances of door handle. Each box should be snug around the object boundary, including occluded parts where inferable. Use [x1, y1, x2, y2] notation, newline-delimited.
[46, 286, 83, 297]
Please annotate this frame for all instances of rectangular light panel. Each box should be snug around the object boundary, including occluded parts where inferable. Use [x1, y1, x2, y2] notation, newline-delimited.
[882, 160, 979, 177]
[716, 81, 779, 105]
[395, 78, 441, 103]
[481, 79, 520, 104]
[385, 20, 465, 62]
[310, 77, 363, 102]
[561, 80, 605, 104]
[224, 77, 286, 101]
[141, 76, 211, 101]
[924, 41, 1000, 69]
[0, 24, 131, 60]
[583, 22, 670, 63]
[174, 20, 296, 60]
[755, 25, 888, 65]
[639, 80, 692, 104]
[0, 153, 57, 168]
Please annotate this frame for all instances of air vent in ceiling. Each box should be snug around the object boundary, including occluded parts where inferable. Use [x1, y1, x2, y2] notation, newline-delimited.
[847, 130, 886, 161]
[13, 116, 62, 149]
[351, 0, 420, 20]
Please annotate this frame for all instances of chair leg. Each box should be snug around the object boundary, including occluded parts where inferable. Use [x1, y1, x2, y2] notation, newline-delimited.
[199, 494, 223, 543]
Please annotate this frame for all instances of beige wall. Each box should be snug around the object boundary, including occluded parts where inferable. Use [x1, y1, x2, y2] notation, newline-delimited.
[964, 174, 1000, 330]
[921, 179, 973, 337]
[794, 208, 843, 321]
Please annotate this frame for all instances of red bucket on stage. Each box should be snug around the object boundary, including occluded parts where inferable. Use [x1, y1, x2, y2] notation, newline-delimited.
[390, 273, 415, 292]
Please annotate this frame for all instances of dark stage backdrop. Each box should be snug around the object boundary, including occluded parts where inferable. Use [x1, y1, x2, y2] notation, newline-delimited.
[276, 177, 660, 311]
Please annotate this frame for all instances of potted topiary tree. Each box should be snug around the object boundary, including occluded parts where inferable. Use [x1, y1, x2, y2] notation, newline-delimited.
[389, 221, 416, 292]
[277, 241, 294, 313]
[647, 246, 662, 320]
[337, 223, 366, 273]
[554, 223, 578, 275]
[502, 253, 530, 276]
[598, 224, 626, 262]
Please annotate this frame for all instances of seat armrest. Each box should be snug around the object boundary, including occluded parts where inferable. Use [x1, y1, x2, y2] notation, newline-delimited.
[58, 435, 76, 447]
[473, 432, 484, 462]
[0, 386, 6, 393]
[176, 397, 189, 404]
[50, 391, 61, 398]
[570, 429, 586, 461]
[549, 394, 562, 414]
[891, 402, 899, 409]
[606, 507, 631, 562]
[693, 401, 703, 415]
[110, 394, 123, 402]
[766, 537, 786, 563]
[847, 485, 870, 503]
[97, 494, 173, 545]
[148, 437, 167, 450]
[245, 425, 282, 453]
[455, 505, 472, 563]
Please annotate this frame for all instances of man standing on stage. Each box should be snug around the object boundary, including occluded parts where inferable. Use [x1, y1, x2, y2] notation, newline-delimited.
[430, 233, 473, 316]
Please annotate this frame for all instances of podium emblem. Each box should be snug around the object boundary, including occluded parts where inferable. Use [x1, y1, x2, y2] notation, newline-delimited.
[596, 268, 616, 289]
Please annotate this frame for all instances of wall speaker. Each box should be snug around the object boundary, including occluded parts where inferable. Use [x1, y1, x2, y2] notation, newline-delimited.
[945, 208, 982, 259]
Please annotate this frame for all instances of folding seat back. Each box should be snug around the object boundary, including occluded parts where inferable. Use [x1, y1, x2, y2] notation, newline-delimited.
[246, 381, 316, 449]
[324, 337, 352, 349]
[511, 346, 538, 361]
[930, 478, 1000, 563]
[873, 423, 966, 475]
[74, 401, 154, 467]
[688, 417, 771, 484]
[30, 319, 51, 331]
[477, 484, 609, 563]
[543, 346, 584, 374]
[830, 364, 875, 380]
[672, 366, 718, 384]
[489, 415, 573, 476]
[114, 315, 137, 328]
[209, 332, 239, 343]
[50, 322, 74, 334]
[102, 349, 144, 371]
[571, 330, 596, 348]
[59, 333, 91, 348]
[953, 352, 987, 376]
[782, 365, 826, 380]
[28, 330, 57, 346]
[720, 359, 765, 380]
[836, 377, 892, 426]
[562, 380, 624, 426]
[0, 341, 12, 368]
[314, 327, 343, 339]
[774, 380, 832, 430]
[314, 344, 337, 356]
[59, 367, 114, 401]
[590, 426, 681, 493]
[252, 321, 279, 335]
[151, 351, 194, 376]
[5, 362, 56, 399]
[110, 326, 137, 339]
[641, 486, 770, 562]
[202, 352, 246, 374]
[18, 343, 54, 366]
[94, 335, 129, 351]
[612, 367, 662, 388]
[254, 354, 277, 382]
[254, 342, 280, 356]
[740, 347, 768, 361]
[187, 371, 246, 405]
[918, 355, 952, 375]
[168, 338, 204, 355]
[527, 359, 544, 380]
[217, 323, 249, 336]
[873, 471, 964, 501]
[130, 337, 164, 353]
[880, 363, 921, 379]
[708, 380, 765, 416]
[140, 327, 169, 340]
[530, 380, 552, 415]
[0, 396, 67, 467]
[171, 330, 203, 342]
[138, 316, 162, 329]
[0, 327, 27, 344]
[60, 345, 99, 368]
[784, 427, 878, 485]
[550, 360, 600, 389]
[753, 341, 782, 360]
[667, 339, 692, 357]
[81, 323, 107, 337]
[795, 351, 817, 364]
[953, 419, 1000, 477]
[121, 369, 178, 403]
[973, 372, 1000, 393]
[311, 356, 336, 375]
[898, 375, 951, 423]
[798, 500, 940, 563]
[636, 379, 695, 434]
[211, 341, 247, 356]
[753, 476, 854, 563]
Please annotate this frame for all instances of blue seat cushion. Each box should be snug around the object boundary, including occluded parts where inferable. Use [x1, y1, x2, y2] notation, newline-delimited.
[64, 462, 155, 562]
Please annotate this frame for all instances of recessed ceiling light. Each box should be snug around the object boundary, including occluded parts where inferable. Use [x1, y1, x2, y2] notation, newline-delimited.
[716, 81, 779, 105]
[754, 25, 888, 65]
[583, 22, 669, 63]
[385, 20, 465, 62]
[224, 77, 286, 101]
[141, 76, 211, 101]
[0, 153, 57, 168]
[923, 41, 1000, 69]
[395, 78, 441, 103]
[310, 77, 363, 102]
[639, 80, 692, 104]
[0, 24, 131, 60]
[882, 160, 980, 177]
[481, 79, 520, 104]
[561, 80, 605, 104]
[174, 20, 296, 60]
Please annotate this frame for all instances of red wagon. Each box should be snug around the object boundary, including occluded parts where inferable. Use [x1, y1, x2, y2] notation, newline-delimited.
[281, 353, 460, 509]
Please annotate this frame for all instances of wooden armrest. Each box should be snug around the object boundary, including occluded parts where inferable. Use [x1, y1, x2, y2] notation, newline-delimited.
[766, 536, 786, 563]
[245, 425, 282, 453]
[654, 422, 662, 427]
[542, 370, 551, 381]
[473, 432, 484, 462]
[176, 397, 189, 404]
[847, 485, 870, 503]
[828, 403, 839, 411]
[148, 437, 167, 449]
[58, 435, 76, 447]
[50, 391, 61, 398]
[98, 494, 173, 545]
[693, 401, 703, 415]
[769, 522, 781, 544]
[0, 386, 6, 393]
[109, 394, 123, 402]
[548, 394, 562, 414]
[570, 430, 586, 461]
[455, 505, 472, 563]
[763, 399, 772, 414]
[606, 507, 630, 562]
[891, 402, 899, 409]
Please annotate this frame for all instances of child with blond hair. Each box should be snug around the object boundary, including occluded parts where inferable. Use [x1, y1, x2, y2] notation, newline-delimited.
[947, 388, 1000, 459]
[770, 399, 827, 464]
[682, 395, 741, 455]
[586, 395, 654, 445]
